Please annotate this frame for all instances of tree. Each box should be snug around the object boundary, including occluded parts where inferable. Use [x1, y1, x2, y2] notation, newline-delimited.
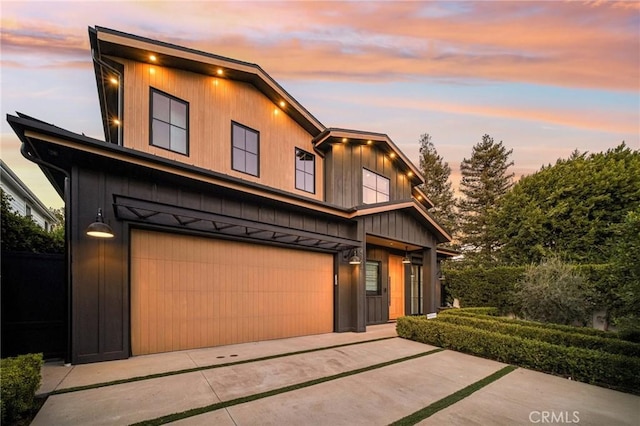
[417, 133, 457, 237]
[457, 134, 514, 262]
[608, 208, 640, 340]
[491, 143, 640, 265]
[0, 190, 64, 253]
[514, 256, 594, 326]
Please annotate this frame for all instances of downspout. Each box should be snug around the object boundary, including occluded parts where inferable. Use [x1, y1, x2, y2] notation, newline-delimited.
[91, 50, 122, 146]
[21, 142, 73, 364]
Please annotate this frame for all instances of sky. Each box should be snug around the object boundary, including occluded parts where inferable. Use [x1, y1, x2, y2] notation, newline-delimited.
[1, 0, 638, 210]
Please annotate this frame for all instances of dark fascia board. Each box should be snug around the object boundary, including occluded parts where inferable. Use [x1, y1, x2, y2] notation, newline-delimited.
[89, 27, 110, 143]
[412, 186, 435, 209]
[352, 198, 452, 244]
[91, 26, 325, 138]
[6, 113, 355, 221]
[436, 247, 460, 258]
[313, 127, 424, 186]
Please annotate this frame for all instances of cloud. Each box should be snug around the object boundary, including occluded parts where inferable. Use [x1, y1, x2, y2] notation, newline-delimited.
[1, 1, 637, 91]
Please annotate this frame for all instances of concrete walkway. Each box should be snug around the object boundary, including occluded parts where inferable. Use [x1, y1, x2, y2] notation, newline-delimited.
[34, 324, 639, 425]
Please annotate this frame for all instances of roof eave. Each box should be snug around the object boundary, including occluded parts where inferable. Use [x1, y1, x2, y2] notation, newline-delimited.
[92, 26, 325, 137]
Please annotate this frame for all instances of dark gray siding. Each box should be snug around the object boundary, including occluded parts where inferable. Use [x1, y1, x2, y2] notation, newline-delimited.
[324, 144, 413, 208]
[69, 160, 358, 363]
[361, 210, 436, 249]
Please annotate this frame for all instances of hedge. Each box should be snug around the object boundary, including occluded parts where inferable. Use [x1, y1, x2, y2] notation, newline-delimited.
[435, 314, 640, 357]
[439, 308, 621, 340]
[442, 266, 524, 313]
[0, 353, 43, 424]
[442, 264, 613, 315]
[396, 317, 640, 394]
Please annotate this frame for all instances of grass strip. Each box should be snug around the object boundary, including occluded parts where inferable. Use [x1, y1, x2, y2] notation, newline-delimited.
[389, 365, 518, 426]
[50, 336, 396, 395]
[131, 348, 444, 426]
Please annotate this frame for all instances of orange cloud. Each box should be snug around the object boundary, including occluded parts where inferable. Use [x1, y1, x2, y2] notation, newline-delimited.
[1, 1, 637, 91]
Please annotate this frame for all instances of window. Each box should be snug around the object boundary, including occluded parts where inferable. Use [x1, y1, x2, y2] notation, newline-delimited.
[366, 261, 381, 296]
[295, 148, 315, 193]
[232, 122, 259, 176]
[25, 204, 32, 218]
[362, 169, 390, 204]
[150, 88, 188, 155]
[410, 264, 423, 315]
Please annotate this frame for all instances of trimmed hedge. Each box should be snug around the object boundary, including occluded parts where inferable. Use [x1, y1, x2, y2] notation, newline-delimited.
[439, 308, 621, 340]
[0, 353, 43, 424]
[397, 317, 640, 394]
[435, 314, 640, 357]
[442, 266, 524, 313]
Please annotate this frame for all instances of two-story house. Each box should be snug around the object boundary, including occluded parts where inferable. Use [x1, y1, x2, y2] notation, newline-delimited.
[1, 159, 58, 231]
[7, 27, 451, 364]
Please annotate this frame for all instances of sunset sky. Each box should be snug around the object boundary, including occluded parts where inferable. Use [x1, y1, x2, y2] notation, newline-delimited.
[1, 0, 638, 209]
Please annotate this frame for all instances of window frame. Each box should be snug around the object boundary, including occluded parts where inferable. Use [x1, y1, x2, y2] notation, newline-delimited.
[294, 148, 316, 194]
[149, 87, 189, 156]
[365, 260, 382, 296]
[231, 121, 260, 177]
[362, 168, 390, 204]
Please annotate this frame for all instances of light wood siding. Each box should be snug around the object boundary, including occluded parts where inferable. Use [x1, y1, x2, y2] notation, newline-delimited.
[116, 58, 323, 201]
[325, 143, 412, 208]
[130, 230, 333, 355]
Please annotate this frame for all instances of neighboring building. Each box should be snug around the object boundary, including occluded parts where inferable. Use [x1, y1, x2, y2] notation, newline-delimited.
[7, 26, 452, 364]
[0, 159, 58, 231]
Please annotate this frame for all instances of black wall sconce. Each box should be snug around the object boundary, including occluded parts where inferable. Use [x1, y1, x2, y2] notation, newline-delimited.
[86, 208, 114, 238]
[343, 248, 362, 265]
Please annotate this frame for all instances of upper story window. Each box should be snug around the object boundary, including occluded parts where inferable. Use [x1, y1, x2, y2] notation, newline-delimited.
[363, 169, 390, 204]
[232, 121, 259, 176]
[150, 88, 188, 155]
[295, 148, 315, 193]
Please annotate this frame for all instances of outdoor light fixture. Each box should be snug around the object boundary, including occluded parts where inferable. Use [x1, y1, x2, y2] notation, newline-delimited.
[348, 248, 362, 265]
[402, 246, 411, 264]
[86, 208, 114, 238]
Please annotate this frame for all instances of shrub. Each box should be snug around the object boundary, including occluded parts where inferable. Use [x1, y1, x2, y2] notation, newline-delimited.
[435, 314, 640, 357]
[397, 317, 640, 394]
[439, 308, 621, 340]
[0, 353, 44, 424]
[514, 257, 595, 325]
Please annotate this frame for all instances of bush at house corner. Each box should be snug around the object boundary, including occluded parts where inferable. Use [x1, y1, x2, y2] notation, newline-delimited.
[0, 353, 43, 424]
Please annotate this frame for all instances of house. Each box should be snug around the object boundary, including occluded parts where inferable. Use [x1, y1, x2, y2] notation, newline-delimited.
[0, 159, 58, 231]
[7, 26, 452, 364]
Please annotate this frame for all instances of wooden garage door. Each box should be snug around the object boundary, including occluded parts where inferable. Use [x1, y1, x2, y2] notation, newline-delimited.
[130, 230, 334, 355]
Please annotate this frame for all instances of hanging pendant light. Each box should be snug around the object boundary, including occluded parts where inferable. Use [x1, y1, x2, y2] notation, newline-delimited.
[402, 246, 411, 264]
[86, 208, 114, 238]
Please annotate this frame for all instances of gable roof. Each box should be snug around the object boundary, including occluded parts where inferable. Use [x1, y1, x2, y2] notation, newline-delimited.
[313, 128, 425, 187]
[89, 26, 326, 143]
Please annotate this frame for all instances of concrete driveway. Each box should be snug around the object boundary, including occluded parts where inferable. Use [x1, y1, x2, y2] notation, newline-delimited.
[34, 324, 639, 425]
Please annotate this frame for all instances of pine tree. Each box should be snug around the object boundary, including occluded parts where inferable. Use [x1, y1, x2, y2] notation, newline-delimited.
[417, 133, 457, 238]
[458, 134, 514, 261]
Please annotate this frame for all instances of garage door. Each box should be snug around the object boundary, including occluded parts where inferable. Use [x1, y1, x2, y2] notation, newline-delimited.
[130, 229, 334, 355]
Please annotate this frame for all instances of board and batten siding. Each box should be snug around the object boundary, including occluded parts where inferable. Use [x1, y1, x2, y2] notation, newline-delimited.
[114, 58, 323, 201]
[324, 143, 413, 208]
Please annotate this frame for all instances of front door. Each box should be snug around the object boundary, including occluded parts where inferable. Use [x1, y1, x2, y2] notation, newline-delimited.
[388, 255, 405, 320]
